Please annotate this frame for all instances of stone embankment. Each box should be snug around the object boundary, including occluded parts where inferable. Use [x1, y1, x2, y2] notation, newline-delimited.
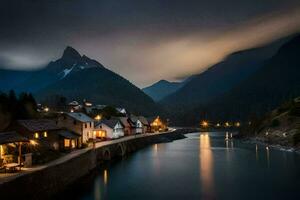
[0, 129, 187, 199]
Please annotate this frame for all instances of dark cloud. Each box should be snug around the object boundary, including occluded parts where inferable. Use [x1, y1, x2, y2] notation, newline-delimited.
[1, 0, 300, 87]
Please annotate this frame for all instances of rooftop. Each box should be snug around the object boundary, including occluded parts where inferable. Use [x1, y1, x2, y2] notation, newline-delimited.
[66, 112, 93, 122]
[0, 131, 29, 145]
[99, 119, 123, 129]
[115, 117, 132, 127]
[18, 119, 60, 132]
[130, 115, 149, 125]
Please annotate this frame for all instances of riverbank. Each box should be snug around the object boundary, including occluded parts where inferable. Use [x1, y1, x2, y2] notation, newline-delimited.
[0, 129, 186, 199]
[240, 136, 300, 154]
[237, 97, 300, 153]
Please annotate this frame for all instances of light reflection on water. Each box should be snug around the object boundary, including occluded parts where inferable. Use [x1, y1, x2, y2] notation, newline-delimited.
[199, 133, 214, 199]
[93, 178, 101, 200]
[266, 146, 270, 168]
[103, 169, 108, 185]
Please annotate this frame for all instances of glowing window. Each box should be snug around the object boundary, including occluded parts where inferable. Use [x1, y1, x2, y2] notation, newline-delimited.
[34, 132, 39, 139]
[43, 131, 48, 137]
[64, 139, 70, 147]
[71, 140, 76, 148]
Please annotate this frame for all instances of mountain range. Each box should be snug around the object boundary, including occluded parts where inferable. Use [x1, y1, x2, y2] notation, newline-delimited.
[142, 80, 185, 102]
[159, 35, 290, 109]
[0, 47, 158, 115]
[161, 33, 300, 125]
[206, 34, 300, 120]
[1, 33, 300, 125]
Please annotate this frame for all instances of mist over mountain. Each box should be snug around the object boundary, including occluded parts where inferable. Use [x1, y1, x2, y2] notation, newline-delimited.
[160, 35, 291, 111]
[207, 34, 300, 120]
[166, 33, 300, 126]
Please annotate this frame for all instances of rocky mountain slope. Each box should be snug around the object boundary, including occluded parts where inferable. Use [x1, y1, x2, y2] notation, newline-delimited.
[241, 97, 300, 148]
[160, 35, 291, 110]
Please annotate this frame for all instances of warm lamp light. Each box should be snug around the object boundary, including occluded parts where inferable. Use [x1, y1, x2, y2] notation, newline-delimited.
[30, 140, 38, 146]
[95, 115, 101, 120]
[201, 121, 208, 127]
[34, 132, 39, 139]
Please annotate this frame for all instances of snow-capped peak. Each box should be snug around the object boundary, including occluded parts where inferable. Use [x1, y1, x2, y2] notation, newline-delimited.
[58, 64, 75, 79]
[60, 67, 73, 79]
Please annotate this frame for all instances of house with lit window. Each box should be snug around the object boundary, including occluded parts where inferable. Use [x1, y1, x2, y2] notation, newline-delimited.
[16, 119, 80, 151]
[68, 101, 82, 112]
[148, 116, 168, 132]
[57, 112, 94, 145]
[94, 119, 124, 139]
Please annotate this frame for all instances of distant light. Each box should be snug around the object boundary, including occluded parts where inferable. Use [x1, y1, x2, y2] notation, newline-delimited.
[266, 146, 269, 150]
[265, 132, 269, 136]
[225, 122, 230, 127]
[70, 109, 74, 113]
[235, 122, 240, 127]
[85, 102, 92, 107]
[201, 121, 208, 127]
[216, 123, 221, 127]
[95, 115, 101, 121]
[43, 131, 48, 138]
[283, 133, 286, 137]
[44, 107, 49, 112]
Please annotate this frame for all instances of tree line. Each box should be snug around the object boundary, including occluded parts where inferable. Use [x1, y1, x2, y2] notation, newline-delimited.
[0, 90, 38, 131]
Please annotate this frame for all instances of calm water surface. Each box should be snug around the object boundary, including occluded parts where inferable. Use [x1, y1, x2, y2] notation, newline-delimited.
[59, 132, 300, 200]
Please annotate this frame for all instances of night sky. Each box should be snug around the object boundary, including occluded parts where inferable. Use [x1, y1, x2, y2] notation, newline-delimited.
[1, 0, 300, 87]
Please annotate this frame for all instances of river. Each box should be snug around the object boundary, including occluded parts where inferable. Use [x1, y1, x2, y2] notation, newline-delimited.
[57, 132, 300, 200]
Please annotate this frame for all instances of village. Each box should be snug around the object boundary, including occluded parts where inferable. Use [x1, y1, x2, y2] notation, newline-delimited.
[0, 99, 168, 174]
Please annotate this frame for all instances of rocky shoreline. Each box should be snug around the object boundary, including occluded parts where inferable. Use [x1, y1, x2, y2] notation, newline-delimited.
[239, 136, 300, 154]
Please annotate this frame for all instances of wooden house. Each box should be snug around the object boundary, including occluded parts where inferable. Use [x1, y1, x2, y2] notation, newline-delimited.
[57, 112, 94, 145]
[138, 116, 150, 133]
[129, 115, 144, 134]
[117, 117, 133, 136]
[130, 115, 149, 134]
[17, 119, 80, 151]
[94, 119, 124, 139]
